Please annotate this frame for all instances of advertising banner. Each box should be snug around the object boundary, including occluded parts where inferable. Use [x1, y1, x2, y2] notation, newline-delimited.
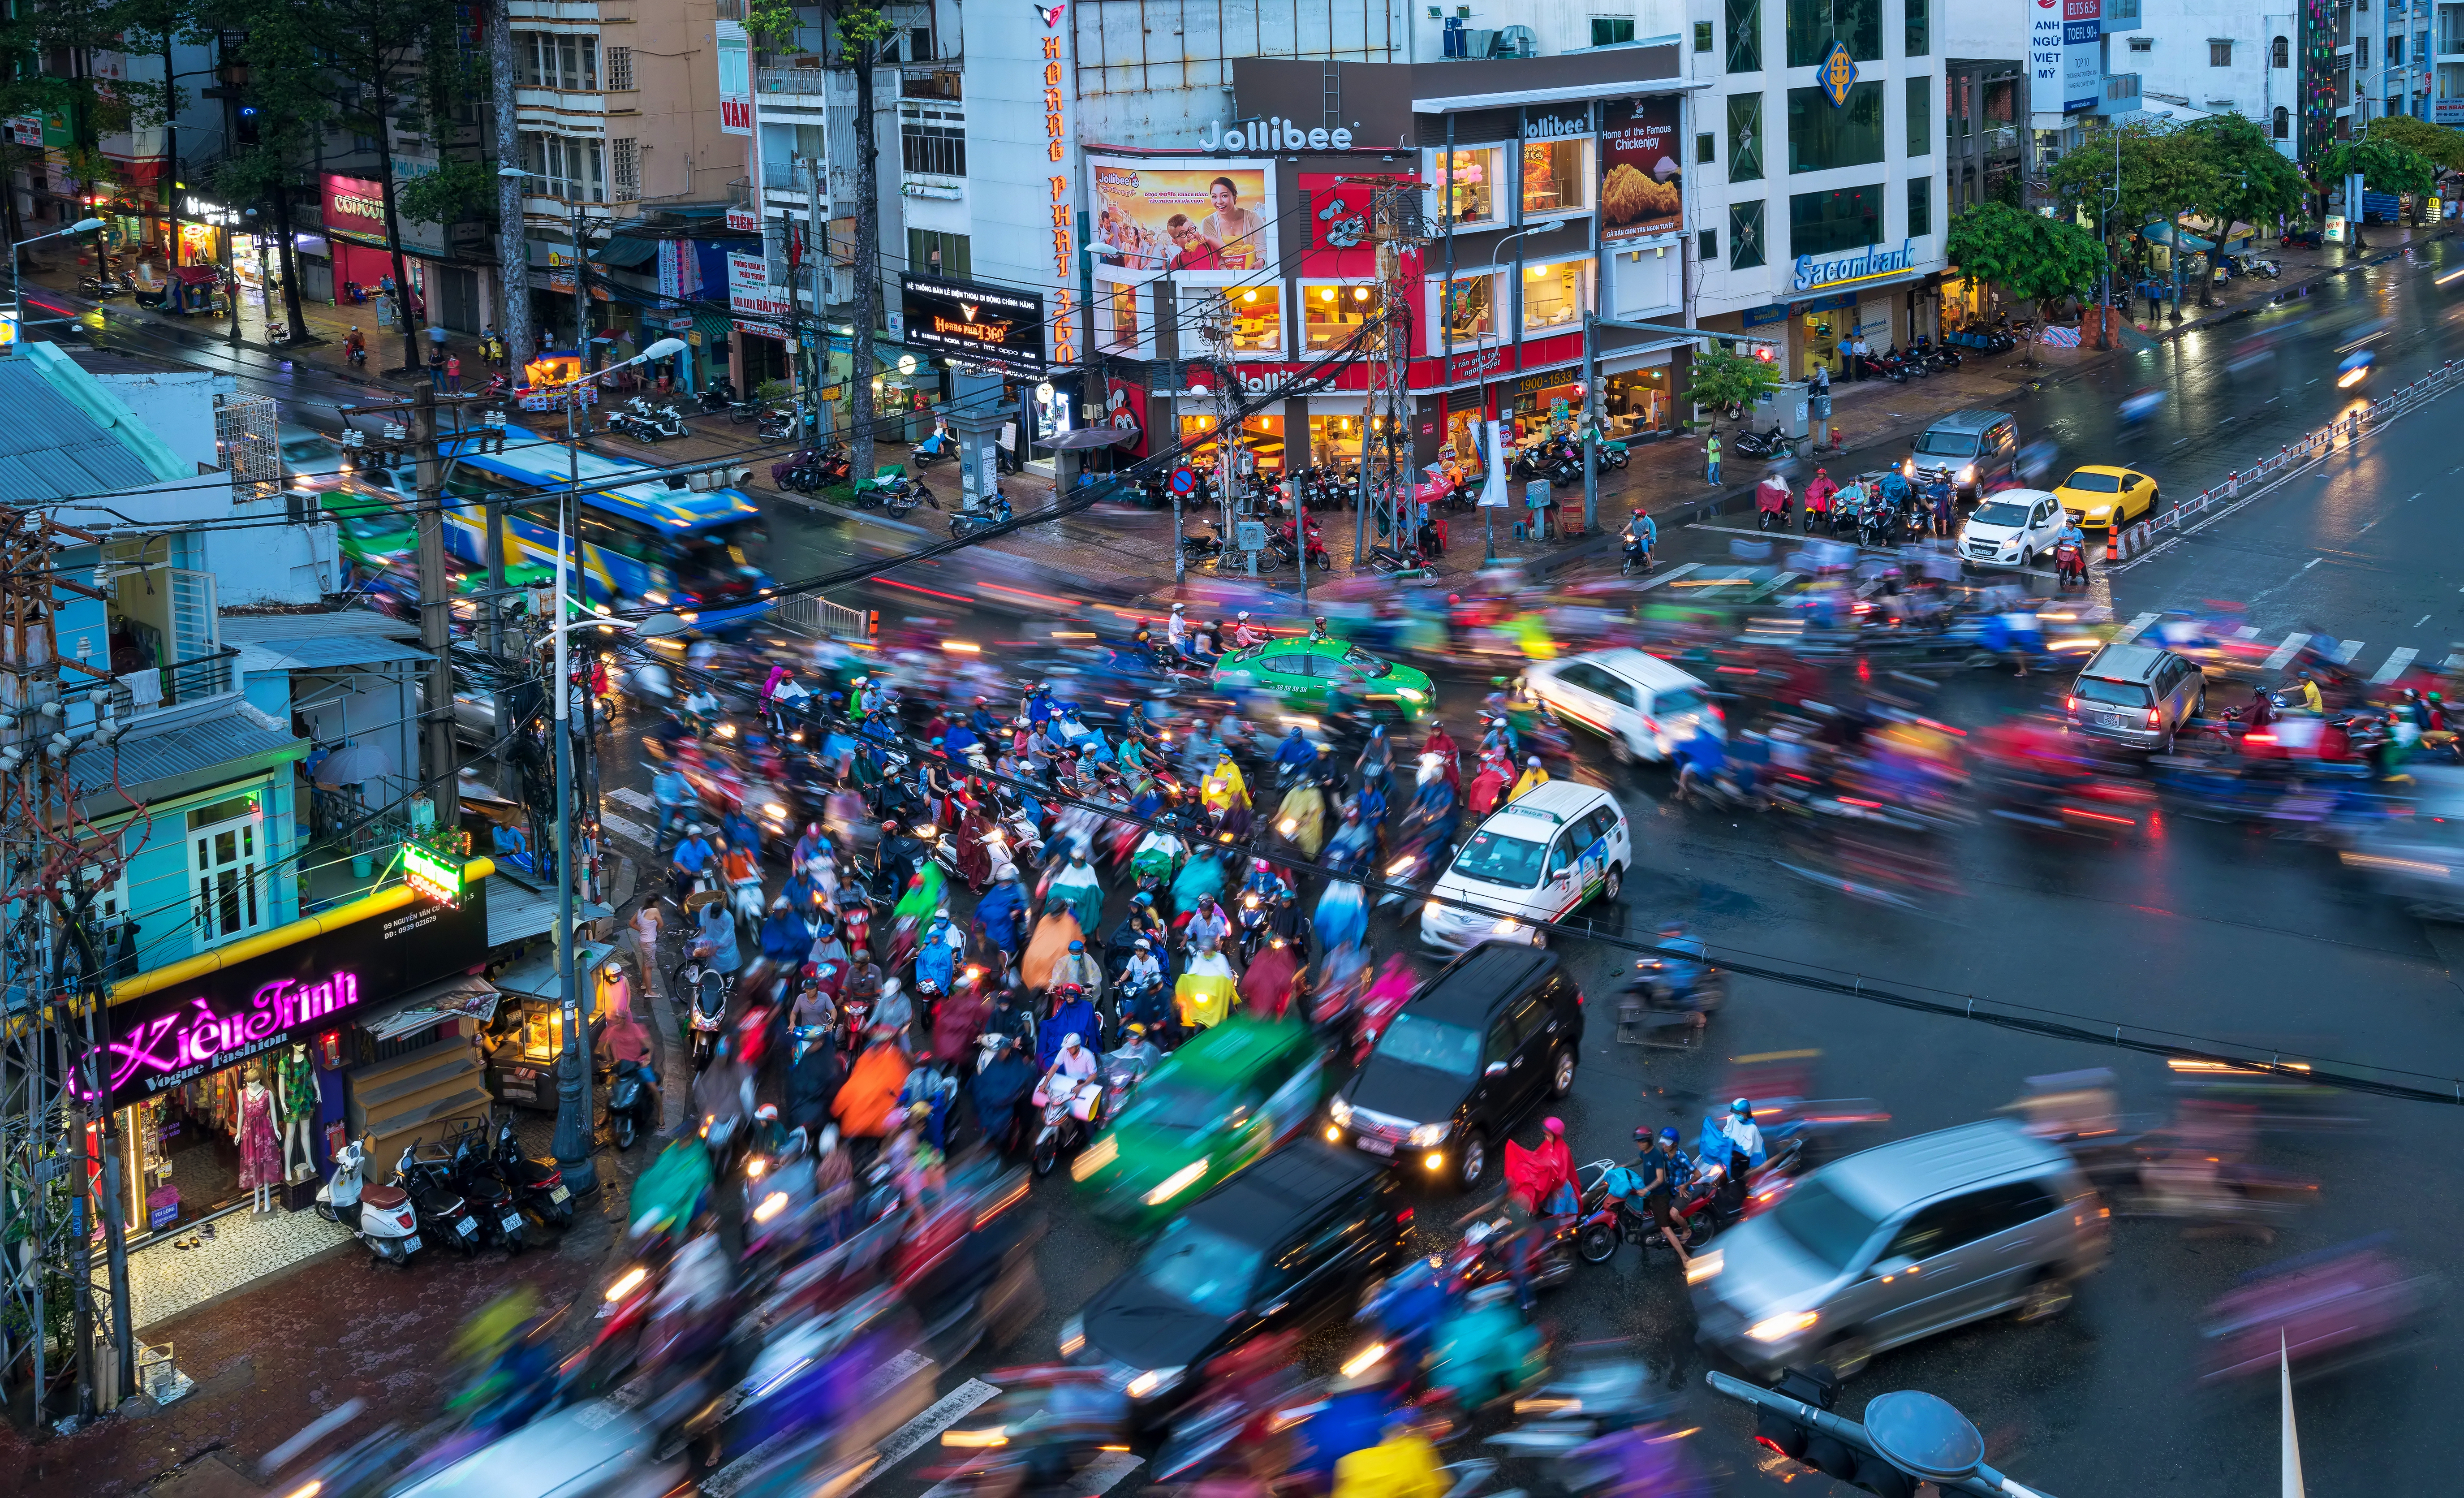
[1600, 96, 1685, 247]
[2062, 0, 2103, 112]
[2030, 0, 2064, 116]
[728, 250, 793, 323]
[1298, 172, 1420, 277]
[323, 173, 391, 241]
[900, 272, 1048, 376]
[1088, 156, 1278, 272]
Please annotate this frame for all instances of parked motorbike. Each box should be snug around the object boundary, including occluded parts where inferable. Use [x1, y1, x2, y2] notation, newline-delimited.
[757, 407, 800, 441]
[612, 397, 689, 443]
[394, 1143, 483, 1256]
[609, 1056, 659, 1150]
[949, 492, 1016, 539]
[700, 377, 742, 413]
[315, 1136, 424, 1265]
[491, 1115, 574, 1228]
[1731, 425, 1795, 461]
[451, 1128, 528, 1253]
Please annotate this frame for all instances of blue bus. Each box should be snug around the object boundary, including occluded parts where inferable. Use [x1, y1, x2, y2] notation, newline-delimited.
[340, 423, 775, 632]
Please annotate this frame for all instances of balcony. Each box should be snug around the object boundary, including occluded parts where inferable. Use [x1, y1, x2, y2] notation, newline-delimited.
[757, 66, 828, 95]
[1982, 125, 2019, 155]
[2092, 72, 2143, 113]
[509, 0, 631, 19]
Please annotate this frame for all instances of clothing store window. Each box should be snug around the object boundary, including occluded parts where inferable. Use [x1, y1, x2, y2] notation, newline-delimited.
[1305, 283, 1384, 350]
[1521, 260, 1588, 334]
[1522, 139, 1591, 215]
[190, 793, 266, 945]
[1438, 147, 1503, 225]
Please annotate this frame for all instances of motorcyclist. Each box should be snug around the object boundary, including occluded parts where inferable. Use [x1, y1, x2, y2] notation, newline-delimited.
[1713, 1098, 1766, 1216]
[2293, 670, 2324, 715]
[969, 1032, 1036, 1152]
[1803, 469, 1837, 527]
[1184, 891, 1233, 954]
[670, 823, 717, 902]
[1651, 921, 1708, 1002]
[1273, 725, 1320, 781]
[1232, 611, 1269, 648]
[692, 898, 741, 980]
[1621, 507, 1657, 567]
[758, 897, 811, 966]
[651, 764, 699, 845]
[1508, 755, 1550, 803]
[1308, 615, 1333, 643]
[1623, 1127, 1696, 1265]
[1117, 938, 1167, 1031]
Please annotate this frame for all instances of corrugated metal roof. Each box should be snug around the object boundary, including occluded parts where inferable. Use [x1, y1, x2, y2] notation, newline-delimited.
[220, 609, 420, 643]
[0, 362, 159, 503]
[594, 236, 661, 270]
[235, 635, 432, 671]
[65, 699, 304, 800]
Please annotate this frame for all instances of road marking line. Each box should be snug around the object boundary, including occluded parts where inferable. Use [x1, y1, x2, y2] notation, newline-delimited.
[702, 1433, 798, 1498]
[2234, 625, 2261, 638]
[1633, 562, 1702, 591]
[2413, 615, 2432, 629]
[600, 810, 653, 849]
[607, 786, 655, 811]
[2114, 612, 2161, 643]
[2371, 647, 2419, 684]
[2262, 634, 2312, 671]
[2302, 557, 2323, 570]
[918, 1449, 1143, 1498]
[868, 1374, 1000, 1481]
[2330, 638, 2364, 665]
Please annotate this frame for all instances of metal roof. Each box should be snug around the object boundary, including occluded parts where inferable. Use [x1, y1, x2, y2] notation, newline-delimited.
[0, 363, 159, 502]
[485, 872, 614, 954]
[234, 635, 432, 672]
[594, 236, 661, 270]
[220, 609, 420, 643]
[65, 699, 305, 803]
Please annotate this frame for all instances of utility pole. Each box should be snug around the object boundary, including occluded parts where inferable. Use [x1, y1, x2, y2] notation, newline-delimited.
[571, 202, 596, 371]
[489, 0, 535, 374]
[1204, 294, 1243, 574]
[846, 21, 886, 487]
[806, 154, 827, 439]
[411, 386, 459, 826]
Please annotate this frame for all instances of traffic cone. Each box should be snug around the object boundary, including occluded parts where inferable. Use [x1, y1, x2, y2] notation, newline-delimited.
[2109, 522, 2128, 562]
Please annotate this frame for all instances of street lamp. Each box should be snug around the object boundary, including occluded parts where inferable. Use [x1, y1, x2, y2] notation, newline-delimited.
[11, 216, 108, 341]
[526, 335, 687, 1194]
[1480, 219, 1562, 562]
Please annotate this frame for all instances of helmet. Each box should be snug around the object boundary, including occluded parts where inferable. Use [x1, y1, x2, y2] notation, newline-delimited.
[770, 896, 788, 911]
[881, 820, 900, 833]
[1543, 1117, 1564, 1136]
[996, 865, 1018, 881]
[1314, 615, 1327, 627]
[1237, 610, 1251, 621]
[1526, 755, 1542, 768]
[754, 1102, 780, 1123]
[1731, 1098, 1753, 1118]
[1172, 603, 1186, 612]
[1253, 858, 1271, 873]
[1658, 1126, 1681, 1144]
[1067, 938, 1084, 952]
[603, 961, 625, 980]
[1124, 1022, 1147, 1036]
[1133, 937, 1151, 950]
[1061, 1032, 1084, 1049]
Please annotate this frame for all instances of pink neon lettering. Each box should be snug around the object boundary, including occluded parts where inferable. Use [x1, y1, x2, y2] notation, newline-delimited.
[105, 970, 362, 1097]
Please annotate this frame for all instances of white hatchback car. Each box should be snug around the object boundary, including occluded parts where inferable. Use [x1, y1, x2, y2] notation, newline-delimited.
[1959, 488, 2068, 569]
[1420, 780, 1631, 951]
[1527, 648, 1726, 764]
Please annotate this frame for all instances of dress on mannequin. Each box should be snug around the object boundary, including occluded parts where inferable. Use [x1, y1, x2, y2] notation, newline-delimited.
[235, 1076, 282, 1212]
[275, 1043, 319, 1183]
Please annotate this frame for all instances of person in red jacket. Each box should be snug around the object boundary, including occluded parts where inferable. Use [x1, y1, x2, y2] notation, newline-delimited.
[1803, 467, 1838, 531]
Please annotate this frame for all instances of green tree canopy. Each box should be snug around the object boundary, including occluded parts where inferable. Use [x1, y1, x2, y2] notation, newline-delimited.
[2317, 135, 2438, 195]
[1944, 201, 2109, 359]
[1688, 343, 1781, 427]
[2362, 115, 2464, 172]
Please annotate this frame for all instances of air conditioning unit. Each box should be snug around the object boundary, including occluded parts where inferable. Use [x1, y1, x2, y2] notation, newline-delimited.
[1493, 25, 1537, 56]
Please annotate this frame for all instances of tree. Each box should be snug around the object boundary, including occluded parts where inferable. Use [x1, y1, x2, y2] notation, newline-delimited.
[2046, 120, 2217, 322]
[837, 7, 896, 487]
[212, 119, 327, 341]
[2317, 136, 2438, 251]
[2363, 115, 2464, 173]
[1686, 343, 1780, 431]
[397, 158, 503, 227]
[2181, 113, 2305, 305]
[1943, 201, 2107, 364]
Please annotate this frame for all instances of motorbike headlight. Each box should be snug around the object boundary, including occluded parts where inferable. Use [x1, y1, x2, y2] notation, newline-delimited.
[1328, 1097, 1354, 1128]
[1407, 1121, 1452, 1148]
[1058, 1314, 1087, 1358]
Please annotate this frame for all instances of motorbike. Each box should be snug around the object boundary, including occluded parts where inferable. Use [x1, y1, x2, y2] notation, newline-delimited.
[451, 1127, 529, 1252]
[879, 475, 941, 516]
[316, 1136, 424, 1265]
[612, 397, 689, 443]
[950, 492, 1016, 539]
[1179, 525, 1224, 565]
[1732, 425, 1794, 461]
[1620, 533, 1653, 577]
[1027, 1070, 1106, 1176]
[609, 1056, 659, 1150]
[913, 422, 955, 466]
[491, 1115, 574, 1228]
[700, 378, 742, 413]
[1235, 889, 1274, 960]
[757, 407, 800, 441]
[1613, 957, 1727, 1048]
[685, 969, 729, 1070]
[394, 1143, 484, 1256]
[2054, 539, 2088, 587]
[340, 280, 370, 304]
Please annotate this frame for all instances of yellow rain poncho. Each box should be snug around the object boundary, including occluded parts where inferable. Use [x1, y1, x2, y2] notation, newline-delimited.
[1175, 945, 1239, 1030]
[1274, 780, 1328, 858]
[1202, 755, 1250, 814]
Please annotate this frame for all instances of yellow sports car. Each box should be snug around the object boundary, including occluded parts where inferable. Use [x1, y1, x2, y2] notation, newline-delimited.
[2052, 465, 2159, 529]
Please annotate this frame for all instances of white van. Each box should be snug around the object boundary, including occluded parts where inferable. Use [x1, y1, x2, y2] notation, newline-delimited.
[1526, 648, 1725, 764]
[1419, 780, 1631, 952]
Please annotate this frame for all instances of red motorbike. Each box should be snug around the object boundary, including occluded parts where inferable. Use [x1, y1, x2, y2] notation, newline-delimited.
[2054, 539, 2088, 587]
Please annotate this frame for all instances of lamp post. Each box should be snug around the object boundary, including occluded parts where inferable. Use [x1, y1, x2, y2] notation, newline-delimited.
[1484, 220, 1561, 562]
[530, 335, 688, 1192]
[11, 217, 107, 341]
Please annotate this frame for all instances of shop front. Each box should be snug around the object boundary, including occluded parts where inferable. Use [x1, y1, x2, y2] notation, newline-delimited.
[1794, 292, 1858, 378]
[103, 862, 494, 1325]
[1304, 398, 1367, 475]
[1600, 350, 1678, 439]
[1176, 409, 1286, 473]
[1506, 363, 1585, 445]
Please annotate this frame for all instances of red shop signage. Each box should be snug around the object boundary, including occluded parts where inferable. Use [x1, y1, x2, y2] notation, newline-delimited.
[323, 173, 391, 240]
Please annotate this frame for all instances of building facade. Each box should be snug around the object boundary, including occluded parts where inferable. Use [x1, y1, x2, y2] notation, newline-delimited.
[2111, 0, 2304, 149]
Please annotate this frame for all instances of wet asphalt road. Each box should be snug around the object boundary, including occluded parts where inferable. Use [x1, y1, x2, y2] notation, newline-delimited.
[135, 239, 2464, 1497]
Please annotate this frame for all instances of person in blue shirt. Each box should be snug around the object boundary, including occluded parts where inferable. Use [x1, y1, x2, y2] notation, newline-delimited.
[651, 764, 698, 846]
[1024, 681, 1058, 726]
[1273, 726, 1319, 777]
[693, 897, 741, 977]
[969, 698, 1002, 738]
[974, 864, 1028, 957]
[670, 824, 716, 901]
[720, 806, 762, 860]
[943, 718, 980, 759]
[1673, 729, 1728, 805]
[916, 911, 961, 991]
[1879, 467, 1912, 506]
[1613, 1127, 1697, 1267]
[758, 897, 811, 966]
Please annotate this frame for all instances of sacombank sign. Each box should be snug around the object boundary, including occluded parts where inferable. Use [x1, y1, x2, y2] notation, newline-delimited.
[1793, 239, 1922, 292]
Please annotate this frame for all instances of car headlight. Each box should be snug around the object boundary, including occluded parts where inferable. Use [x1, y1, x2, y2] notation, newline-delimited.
[2089, 509, 2110, 522]
[1328, 1098, 1354, 1128]
[1058, 1314, 1086, 1357]
[1124, 1365, 1186, 1399]
[1957, 463, 1976, 485]
[1900, 460, 1914, 478]
[1685, 1249, 1724, 1285]
[1491, 915, 1523, 933]
[1143, 1158, 1210, 1206]
[1397, 687, 1425, 702]
[1746, 1310, 1819, 1343]
[1407, 1122, 1452, 1148]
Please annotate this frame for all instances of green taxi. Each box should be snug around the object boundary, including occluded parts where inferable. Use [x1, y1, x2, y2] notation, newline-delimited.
[1210, 637, 1437, 721]
[1072, 1017, 1330, 1230]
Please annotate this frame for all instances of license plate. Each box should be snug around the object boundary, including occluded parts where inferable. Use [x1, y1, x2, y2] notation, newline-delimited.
[502, 1213, 524, 1233]
[403, 1236, 422, 1253]
[457, 1219, 477, 1236]
[549, 1186, 570, 1204]
[1356, 1135, 1396, 1157]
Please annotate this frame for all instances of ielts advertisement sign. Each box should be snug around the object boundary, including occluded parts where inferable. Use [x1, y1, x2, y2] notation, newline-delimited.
[2061, 0, 2103, 113]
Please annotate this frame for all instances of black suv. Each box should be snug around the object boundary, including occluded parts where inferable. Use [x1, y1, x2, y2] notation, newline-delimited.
[1059, 1140, 1409, 1427]
[1324, 942, 1585, 1192]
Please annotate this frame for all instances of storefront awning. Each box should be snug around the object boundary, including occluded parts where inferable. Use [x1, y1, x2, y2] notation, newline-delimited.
[594, 236, 661, 270]
[234, 635, 431, 672]
[1597, 337, 1690, 376]
[1043, 426, 1141, 451]
[362, 973, 499, 1040]
[491, 939, 616, 1003]
[485, 872, 614, 950]
[170, 264, 218, 285]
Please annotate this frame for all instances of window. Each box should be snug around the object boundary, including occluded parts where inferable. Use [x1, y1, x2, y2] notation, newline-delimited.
[1482, 1013, 1520, 1065]
[1791, 182, 1882, 255]
[1098, 279, 1142, 353]
[1906, 173, 1930, 236]
[1521, 139, 1589, 214]
[909, 25, 934, 59]
[517, 30, 600, 90]
[1305, 283, 1382, 349]
[1728, 94, 1764, 181]
[2128, 35, 2152, 51]
[1205, 283, 1283, 355]
[907, 228, 971, 278]
[2274, 104, 2291, 136]
[1727, 0, 1762, 71]
[1905, 0, 1928, 55]
[1788, 81, 1885, 173]
[1785, 0, 1880, 66]
[2389, 33, 2404, 61]
[1443, 273, 1496, 340]
[2210, 39, 2233, 65]
[1695, 19, 1714, 49]
[900, 109, 966, 177]
[1592, 15, 1637, 44]
[605, 44, 633, 90]
[2272, 34, 2289, 65]
[1698, 226, 1719, 260]
[1731, 200, 1767, 266]
[1507, 991, 1552, 1044]
[1437, 146, 1503, 225]
[1906, 75, 1929, 154]
[1696, 131, 1717, 164]
[610, 136, 638, 201]
[2357, 34, 2369, 66]
[1521, 259, 1587, 332]
[190, 795, 267, 946]
[522, 131, 604, 202]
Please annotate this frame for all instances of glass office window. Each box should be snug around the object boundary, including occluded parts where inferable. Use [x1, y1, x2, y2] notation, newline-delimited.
[1790, 182, 1882, 256]
[1728, 94, 1765, 181]
[1788, 81, 1885, 173]
[1727, 0, 1763, 71]
[1786, 0, 1880, 66]
[1731, 201, 1768, 267]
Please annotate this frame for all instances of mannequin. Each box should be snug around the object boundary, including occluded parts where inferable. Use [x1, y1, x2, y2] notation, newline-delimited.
[235, 1065, 282, 1213]
[275, 1041, 319, 1185]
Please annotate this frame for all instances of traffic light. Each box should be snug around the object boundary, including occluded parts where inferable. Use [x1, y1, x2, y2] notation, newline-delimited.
[865, 609, 880, 640]
[1712, 1369, 2046, 1498]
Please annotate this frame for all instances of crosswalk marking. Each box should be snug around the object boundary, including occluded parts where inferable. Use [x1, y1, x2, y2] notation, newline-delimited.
[1633, 562, 1701, 592]
[2262, 634, 2312, 671]
[867, 1375, 1000, 1481]
[600, 810, 653, 849]
[708, 1363, 987, 1498]
[2371, 647, 2420, 685]
[2330, 638, 2364, 665]
[2234, 625, 2260, 639]
[607, 786, 656, 812]
[2114, 612, 2161, 643]
[921, 1451, 1143, 1498]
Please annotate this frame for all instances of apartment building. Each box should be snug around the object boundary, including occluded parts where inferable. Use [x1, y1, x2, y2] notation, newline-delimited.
[2111, 0, 2304, 149]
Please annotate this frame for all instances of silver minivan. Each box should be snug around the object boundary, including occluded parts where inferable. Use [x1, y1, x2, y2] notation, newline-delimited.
[1690, 1120, 2107, 1379]
[2067, 642, 2206, 750]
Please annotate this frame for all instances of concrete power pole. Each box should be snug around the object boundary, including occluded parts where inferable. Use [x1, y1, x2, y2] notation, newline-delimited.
[411, 388, 459, 826]
[490, 0, 535, 373]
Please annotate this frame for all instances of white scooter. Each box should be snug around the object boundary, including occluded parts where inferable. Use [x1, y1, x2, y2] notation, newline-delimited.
[314, 1135, 423, 1265]
[1028, 1070, 1105, 1177]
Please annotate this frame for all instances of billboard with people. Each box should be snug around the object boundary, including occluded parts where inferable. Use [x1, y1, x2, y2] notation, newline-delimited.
[1088, 157, 1279, 272]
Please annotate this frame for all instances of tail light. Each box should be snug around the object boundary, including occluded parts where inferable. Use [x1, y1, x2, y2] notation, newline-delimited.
[396, 1211, 417, 1229]
[2065, 696, 2077, 713]
[542, 1171, 563, 1188]
[2145, 707, 2162, 727]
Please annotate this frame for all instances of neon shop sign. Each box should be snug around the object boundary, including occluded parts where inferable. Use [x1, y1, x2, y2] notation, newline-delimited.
[104, 972, 361, 1103]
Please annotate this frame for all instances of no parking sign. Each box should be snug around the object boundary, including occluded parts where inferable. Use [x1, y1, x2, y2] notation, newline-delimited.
[1167, 466, 1198, 497]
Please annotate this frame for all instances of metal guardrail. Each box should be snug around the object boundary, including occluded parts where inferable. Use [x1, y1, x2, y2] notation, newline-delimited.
[2110, 358, 2464, 562]
[773, 593, 869, 639]
[757, 66, 828, 95]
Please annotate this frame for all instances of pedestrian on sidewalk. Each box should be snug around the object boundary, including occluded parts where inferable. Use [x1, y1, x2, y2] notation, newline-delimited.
[427, 349, 446, 390]
[446, 354, 462, 393]
[1705, 433, 1722, 486]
